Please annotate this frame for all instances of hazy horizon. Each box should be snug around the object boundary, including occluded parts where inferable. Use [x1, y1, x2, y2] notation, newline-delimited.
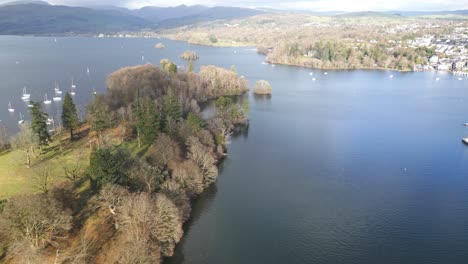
[2, 0, 468, 12]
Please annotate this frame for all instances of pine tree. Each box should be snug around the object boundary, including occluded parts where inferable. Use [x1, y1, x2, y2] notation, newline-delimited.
[29, 101, 50, 150]
[134, 98, 160, 146]
[87, 95, 112, 143]
[162, 90, 182, 132]
[62, 93, 79, 139]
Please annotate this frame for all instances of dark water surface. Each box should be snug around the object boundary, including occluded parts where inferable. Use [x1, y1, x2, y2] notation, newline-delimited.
[1, 36, 468, 264]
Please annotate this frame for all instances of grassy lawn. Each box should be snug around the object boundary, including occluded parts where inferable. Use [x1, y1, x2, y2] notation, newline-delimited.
[0, 127, 92, 199]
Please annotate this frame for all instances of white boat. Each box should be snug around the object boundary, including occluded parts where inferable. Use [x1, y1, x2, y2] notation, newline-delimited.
[435, 77, 440, 81]
[46, 118, 53, 125]
[55, 90, 62, 95]
[53, 91, 62, 101]
[271, 64, 276, 67]
[27, 103, 33, 108]
[458, 77, 463, 81]
[312, 78, 316, 81]
[389, 74, 394, 78]
[261, 61, 267, 65]
[21, 87, 31, 100]
[71, 77, 76, 88]
[87, 67, 90, 75]
[142, 55, 145, 61]
[18, 112, 24, 124]
[462, 137, 468, 145]
[324, 72, 328, 75]
[44, 94, 52, 105]
[7, 102, 14, 112]
[309, 72, 314, 76]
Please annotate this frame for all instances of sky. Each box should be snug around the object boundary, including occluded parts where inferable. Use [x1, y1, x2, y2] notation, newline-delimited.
[5, 0, 468, 11]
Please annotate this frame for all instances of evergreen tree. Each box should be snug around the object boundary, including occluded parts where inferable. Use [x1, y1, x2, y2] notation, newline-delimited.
[87, 95, 112, 142]
[134, 98, 161, 146]
[61, 93, 79, 139]
[186, 112, 205, 132]
[89, 146, 132, 189]
[162, 90, 182, 131]
[29, 101, 50, 150]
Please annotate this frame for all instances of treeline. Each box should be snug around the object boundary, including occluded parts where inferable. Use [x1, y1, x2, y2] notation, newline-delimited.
[0, 63, 249, 263]
[265, 41, 435, 71]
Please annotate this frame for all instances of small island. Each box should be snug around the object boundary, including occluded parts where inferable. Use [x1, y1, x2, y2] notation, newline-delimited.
[253, 80, 272, 95]
[155, 43, 165, 49]
[180, 50, 199, 60]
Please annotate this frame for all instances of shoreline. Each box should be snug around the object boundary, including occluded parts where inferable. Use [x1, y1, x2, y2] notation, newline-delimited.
[160, 35, 458, 74]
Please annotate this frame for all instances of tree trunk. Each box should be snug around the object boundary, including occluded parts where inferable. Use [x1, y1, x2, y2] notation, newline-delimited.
[26, 150, 31, 168]
[137, 128, 141, 148]
[70, 128, 73, 140]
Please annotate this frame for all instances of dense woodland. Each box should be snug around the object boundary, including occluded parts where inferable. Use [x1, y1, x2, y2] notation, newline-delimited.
[163, 14, 461, 71]
[0, 62, 249, 263]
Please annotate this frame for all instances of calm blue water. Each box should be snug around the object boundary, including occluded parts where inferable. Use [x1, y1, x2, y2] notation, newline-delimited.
[1, 36, 468, 264]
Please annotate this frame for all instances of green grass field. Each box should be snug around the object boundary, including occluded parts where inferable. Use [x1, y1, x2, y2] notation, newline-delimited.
[0, 130, 92, 199]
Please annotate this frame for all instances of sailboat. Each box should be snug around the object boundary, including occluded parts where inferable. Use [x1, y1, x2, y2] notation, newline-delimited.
[7, 102, 14, 112]
[43, 94, 52, 105]
[142, 55, 145, 61]
[87, 67, 90, 75]
[18, 112, 24, 125]
[70, 77, 77, 95]
[54, 82, 62, 95]
[46, 117, 53, 126]
[92, 87, 97, 95]
[21, 87, 31, 101]
[53, 90, 62, 102]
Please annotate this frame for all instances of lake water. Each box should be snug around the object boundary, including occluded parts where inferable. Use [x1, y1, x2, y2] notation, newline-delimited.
[2, 36, 468, 264]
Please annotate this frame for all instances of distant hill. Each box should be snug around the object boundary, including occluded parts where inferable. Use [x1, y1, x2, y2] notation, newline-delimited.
[336, 11, 401, 18]
[133, 5, 209, 23]
[386, 10, 468, 16]
[155, 6, 264, 27]
[0, 0, 49, 6]
[0, 4, 150, 34]
[0, 3, 264, 34]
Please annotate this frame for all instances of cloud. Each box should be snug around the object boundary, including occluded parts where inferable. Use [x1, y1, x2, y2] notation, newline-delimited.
[2, 0, 468, 11]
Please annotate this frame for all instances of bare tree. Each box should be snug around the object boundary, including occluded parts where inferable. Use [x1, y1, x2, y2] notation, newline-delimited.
[34, 166, 53, 194]
[0, 194, 72, 259]
[147, 133, 181, 166]
[10, 123, 37, 168]
[63, 150, 85, 183]
[187, 136, 218, 187]
[116, 193, 183, 258]
[93, 184, 129, 229]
